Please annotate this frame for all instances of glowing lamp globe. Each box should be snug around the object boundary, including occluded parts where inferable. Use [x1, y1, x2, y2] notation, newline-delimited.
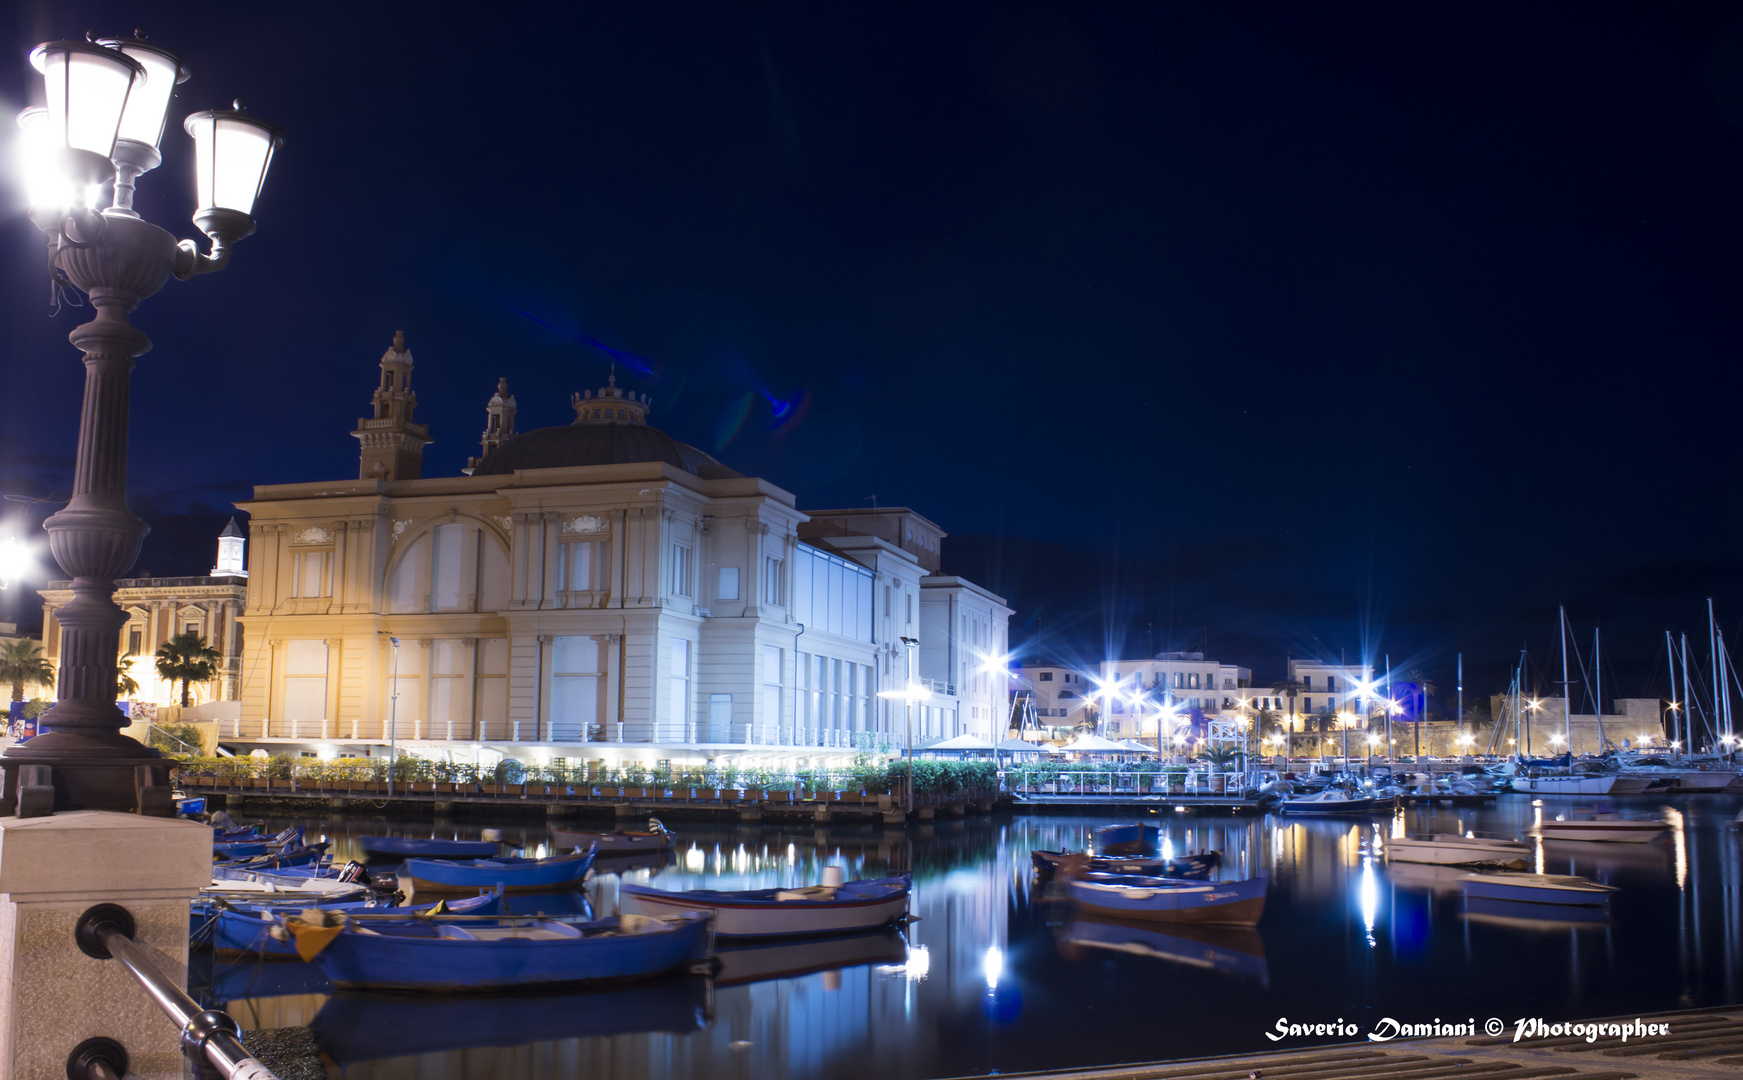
[183, 107, 281, 238]
[28, 40, 143, 190]
[100, 38, 189, 149]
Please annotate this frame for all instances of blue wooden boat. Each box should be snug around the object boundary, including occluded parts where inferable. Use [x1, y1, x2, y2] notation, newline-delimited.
[300, 910, 714, 990]
[1031, 849, 1220, 880]
[213, 827, 260, 843]
[1065, 872, 1268, 926]
[619, 874, 910, 938]
[360, 836, 501, 860]
[206, 890, 507, 957]
[176, 796, 206, 817]
[403, 849, 595, 893]
[1097, 823, 1159, 855]
[1458, 872, 1616, 907]
[311, 978, 709, 1063]
[217, 843, 330, 871]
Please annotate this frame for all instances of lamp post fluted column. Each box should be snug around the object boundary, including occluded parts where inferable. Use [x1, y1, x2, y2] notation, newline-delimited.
[2, 216, 183, 813]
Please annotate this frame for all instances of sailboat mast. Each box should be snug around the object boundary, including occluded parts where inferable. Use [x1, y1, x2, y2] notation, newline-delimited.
[1457, 652, 1464, 742]
[1720, 628, 1734, 750]
[1682, 633, 1698, 755]
[1559, 606, 1572, 754]
[1710, 599, 1720, 749]
[1666, 630, 1680, 754]
[1595, 627, 1605, 751]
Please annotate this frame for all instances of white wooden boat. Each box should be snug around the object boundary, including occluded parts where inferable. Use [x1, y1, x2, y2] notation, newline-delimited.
[1459, 872, 1617, 906]
[1671, 769, 1740, 792]
[1511, 772, 1619, 795]
[1386, 834, 1529, 869]
[1533, 816, 1666, 843]
[619, 873, 910, 938]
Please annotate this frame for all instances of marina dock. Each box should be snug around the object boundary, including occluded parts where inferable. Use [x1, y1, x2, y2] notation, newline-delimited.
[948, 1006, 1743, 1080]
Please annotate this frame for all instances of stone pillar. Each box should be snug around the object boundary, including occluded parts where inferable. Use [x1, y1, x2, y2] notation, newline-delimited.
[0, 811, 210, 1079]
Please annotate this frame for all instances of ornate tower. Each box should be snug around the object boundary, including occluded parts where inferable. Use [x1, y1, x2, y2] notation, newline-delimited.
[463, 378, 518, 475]
[210, 517, 247, 577]
[352, 330, 432, 480]
[570, 366, 651, 424]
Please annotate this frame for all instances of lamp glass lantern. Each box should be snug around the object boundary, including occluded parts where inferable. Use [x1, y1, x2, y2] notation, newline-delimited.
[101, 39, 188, 148]
[183, 109, 281, 217]
[14, 107, 75, 211]
[28, 41, 142, 175]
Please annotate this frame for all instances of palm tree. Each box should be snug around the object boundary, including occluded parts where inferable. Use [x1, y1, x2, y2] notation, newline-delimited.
[155, 632, 220, 707]
[116, 656, 140, 699]
[1271, 677, 1306, 753]
[0, 639, 55, 703]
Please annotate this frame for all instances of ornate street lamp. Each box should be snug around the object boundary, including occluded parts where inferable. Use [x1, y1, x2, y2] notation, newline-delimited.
[5, 32, 282, 815]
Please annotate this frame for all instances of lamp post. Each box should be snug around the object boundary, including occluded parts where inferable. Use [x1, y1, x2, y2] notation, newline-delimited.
[5, 34, 281, 814]
[877, 636, 925, 815]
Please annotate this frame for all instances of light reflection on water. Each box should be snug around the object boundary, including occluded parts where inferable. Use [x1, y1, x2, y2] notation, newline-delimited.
[209, 794, 1743, 1078]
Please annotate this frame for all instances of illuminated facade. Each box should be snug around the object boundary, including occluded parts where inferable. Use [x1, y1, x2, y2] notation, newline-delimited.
[38, 520, 249, 707]
[227, 334, 1012, 760]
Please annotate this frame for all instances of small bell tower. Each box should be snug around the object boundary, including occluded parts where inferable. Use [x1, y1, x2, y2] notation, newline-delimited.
[352, 330, 432, 481]
[210, 517, 247, 578]
[463, 378, 518, 475]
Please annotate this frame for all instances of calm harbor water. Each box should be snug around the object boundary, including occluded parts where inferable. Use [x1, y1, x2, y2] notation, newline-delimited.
[203, 794, 1743, 1079]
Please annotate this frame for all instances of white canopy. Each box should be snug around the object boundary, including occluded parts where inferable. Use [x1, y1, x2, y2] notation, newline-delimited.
[1060, 733, 1130, 753]
[1117, 739, 1161, 753]
[925, 734, 998, 751]
[996, 736, 1059, 754]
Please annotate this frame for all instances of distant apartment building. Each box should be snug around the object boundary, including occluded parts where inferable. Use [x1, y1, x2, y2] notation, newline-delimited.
[1097, 653, 1252, 740]
[1011, 664, 1095, 726]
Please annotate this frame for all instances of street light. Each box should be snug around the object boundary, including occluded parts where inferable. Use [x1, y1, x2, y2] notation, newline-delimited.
[0, 536, 33, 590]
[878, 636, 926, 814]
[3, 33, 282, 815]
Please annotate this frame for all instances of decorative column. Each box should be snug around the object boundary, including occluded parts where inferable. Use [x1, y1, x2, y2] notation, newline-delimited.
[0, 219, 184, 813]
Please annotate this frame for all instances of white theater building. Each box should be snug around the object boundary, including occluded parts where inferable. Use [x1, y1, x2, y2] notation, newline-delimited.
[229, 333, 1011, 767]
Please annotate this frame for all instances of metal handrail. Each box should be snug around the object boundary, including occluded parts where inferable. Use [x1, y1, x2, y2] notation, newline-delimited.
[72, 904, 280, 1080]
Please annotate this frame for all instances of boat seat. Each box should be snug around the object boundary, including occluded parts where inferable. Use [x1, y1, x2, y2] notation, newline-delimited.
[775, 886, 838, 901]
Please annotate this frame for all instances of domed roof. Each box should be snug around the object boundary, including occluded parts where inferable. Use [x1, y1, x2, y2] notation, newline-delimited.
[471, 421, 740, 478]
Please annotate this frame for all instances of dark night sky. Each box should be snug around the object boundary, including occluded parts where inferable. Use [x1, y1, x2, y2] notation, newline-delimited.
[4, 2, 1743, 710]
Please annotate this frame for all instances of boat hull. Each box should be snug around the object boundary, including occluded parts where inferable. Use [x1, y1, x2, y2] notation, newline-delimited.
[361, 837, 500, 860]
[1065, 875, 1268, 926]
[1511, 775, 1618, 795]
[552, 828, 674, 855]
[405, 850, 595, 893]
[620, 877, 910, 938]
[1278, 795, 1393, 815]
[1674, 771, 1740, 792]
[1031, 849, 1219, 880]
[1534, 821, 1665, 843]
[1460, 874, 1614, 906]
[312, 912, 713, 991]
[1386, 836, 1530, 869]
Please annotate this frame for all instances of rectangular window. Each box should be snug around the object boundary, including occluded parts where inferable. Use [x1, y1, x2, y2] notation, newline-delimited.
[797, 651, 811, 726]
[127, 629, 142, 656]
[906, 593, 913, 626]
[477, 639, 509, 740]
[429, 639, 470, 737]
[671, 544, 694, 598]
[764, 556, 786, 606]
[669, 638, 691, 738]
[292, 551, 328, 598]
[707, 693, 732, 742]
[431, 523, 465, 611]
[184, 622, 199, 636]
[1327, 675, 1337, 693]
[763, 645, 782, 735]
[884, 584, 891, 617]
[1302, 675, 1313, 691]
[718, 566, 739, 601]
[557, 541, 599, 593]
[283, 639, 328, 726]
[1038, 672, 1053, 682]
[551, 636, 603, 742]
